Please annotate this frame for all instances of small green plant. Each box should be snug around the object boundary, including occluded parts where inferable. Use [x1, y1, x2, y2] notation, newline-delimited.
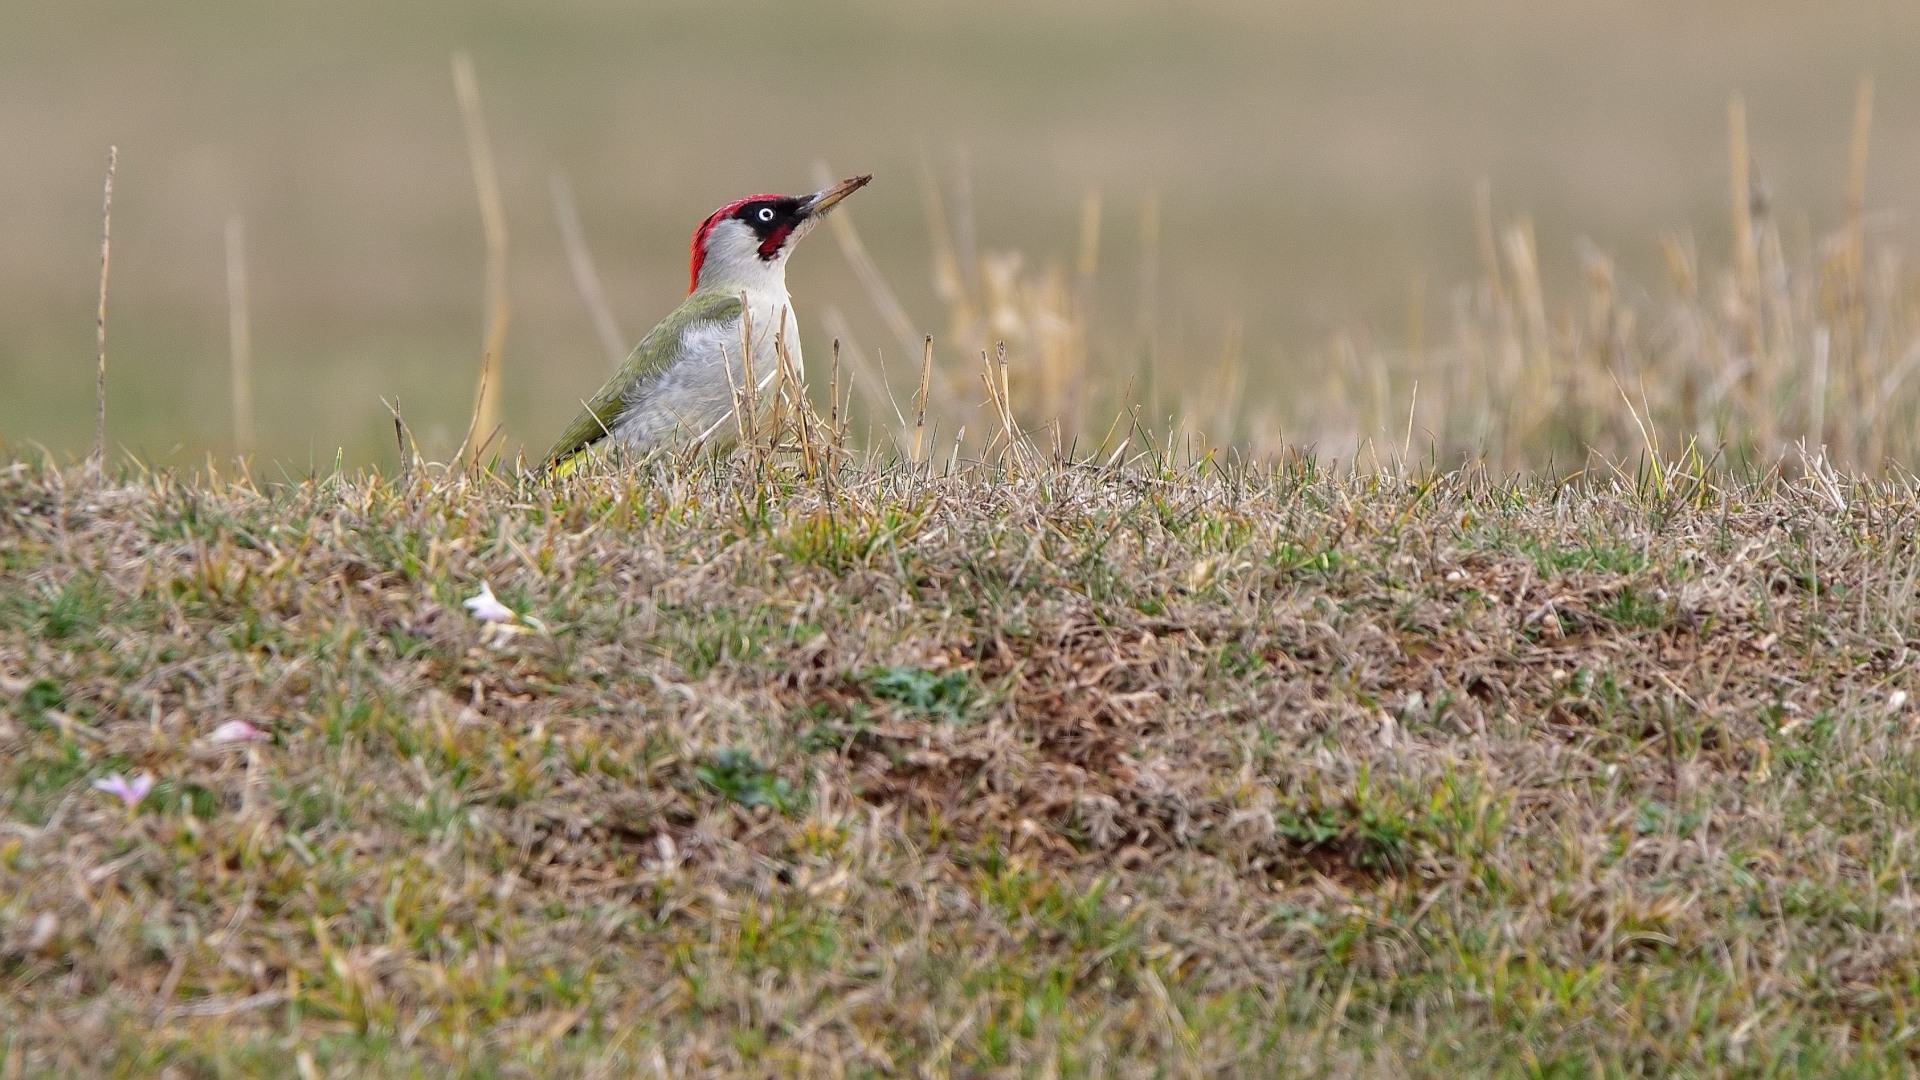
[696, 749, 802, 813]
[1276, 798, 1422, 874]
[1522, 538, 1648, 576]
[1596, 584, 1669, 630]
[1633, 799, 1704, 838]
[795, 700, 875, 754]
[33, 578, 110, 641]
[1275, 808, 1343, 848]
[17, 678, 65, 724]
[862, 665, 976, 723]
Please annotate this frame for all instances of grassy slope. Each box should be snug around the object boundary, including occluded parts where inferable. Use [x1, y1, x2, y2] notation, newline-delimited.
[3, 452, 1920, 1076]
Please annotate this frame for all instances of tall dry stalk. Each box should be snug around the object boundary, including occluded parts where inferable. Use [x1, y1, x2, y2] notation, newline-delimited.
[912, 336, 933, 466]
[1844, 76, 1874, 325]
[453, 52, 509, 466]
[93, 146, 116, 466]
[829, 337, 844, 454]
[979, 345, 1031, 479]
[1844, 75, 1875, 462]
[772, 327, 817, 477]
[1503, 218, 1550, 455]
[1729, 97, 1760, 308]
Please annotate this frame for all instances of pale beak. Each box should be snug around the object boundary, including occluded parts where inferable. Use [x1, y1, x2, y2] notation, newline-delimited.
[798, 174, 872, 220]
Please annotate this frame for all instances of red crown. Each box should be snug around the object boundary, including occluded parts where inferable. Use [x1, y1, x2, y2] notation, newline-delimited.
[687, 194, 783, 294]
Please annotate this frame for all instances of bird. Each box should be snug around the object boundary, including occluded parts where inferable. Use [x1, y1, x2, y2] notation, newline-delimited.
[544, 174, 872, 474]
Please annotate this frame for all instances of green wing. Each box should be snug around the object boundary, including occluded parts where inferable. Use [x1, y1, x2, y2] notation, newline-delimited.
[544, 289, 744, 474]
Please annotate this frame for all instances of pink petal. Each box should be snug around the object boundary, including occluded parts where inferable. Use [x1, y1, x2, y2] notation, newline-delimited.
[91, 775, 129, 799]
[209, 720, 263, 744]
[92, 772, 154, 808]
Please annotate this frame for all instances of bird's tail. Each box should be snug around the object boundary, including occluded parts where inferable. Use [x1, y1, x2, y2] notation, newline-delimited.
[543, 448, 592, 480]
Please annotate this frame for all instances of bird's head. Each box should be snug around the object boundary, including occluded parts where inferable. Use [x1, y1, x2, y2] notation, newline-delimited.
[687, 174, 871, 293]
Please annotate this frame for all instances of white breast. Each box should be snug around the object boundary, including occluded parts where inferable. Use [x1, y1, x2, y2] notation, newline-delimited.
[609, 286, 803, 452]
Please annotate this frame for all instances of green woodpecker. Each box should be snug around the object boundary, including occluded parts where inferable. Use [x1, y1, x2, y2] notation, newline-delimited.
[544, 174, 871, 474]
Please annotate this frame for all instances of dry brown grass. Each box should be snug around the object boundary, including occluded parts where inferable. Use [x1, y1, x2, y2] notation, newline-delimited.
[821, 92, 1920, 482]
[6, 428, 1920, 1074]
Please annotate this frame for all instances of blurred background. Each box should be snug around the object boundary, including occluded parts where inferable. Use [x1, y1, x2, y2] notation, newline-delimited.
[5, 0, 1920, 471]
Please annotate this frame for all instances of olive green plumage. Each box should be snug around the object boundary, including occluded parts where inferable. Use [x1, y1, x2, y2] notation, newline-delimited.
[543, 289, 745, 475]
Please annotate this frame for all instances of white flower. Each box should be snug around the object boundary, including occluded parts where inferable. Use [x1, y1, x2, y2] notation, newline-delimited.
[208, 720, 264, 744]
[92, 772, 154, 810]
[463, 581, 516, 624]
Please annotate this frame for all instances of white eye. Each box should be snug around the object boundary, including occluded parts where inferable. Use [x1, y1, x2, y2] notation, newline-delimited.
[757, 207, 776, 223]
